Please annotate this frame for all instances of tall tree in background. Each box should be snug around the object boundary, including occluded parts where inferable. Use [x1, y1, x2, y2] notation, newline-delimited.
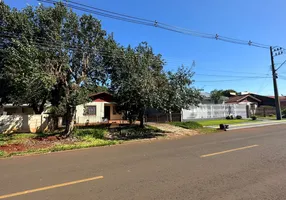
[210, 89, 224, 104]
[222, 89, 237, 97]
[162, 66, 202, 121]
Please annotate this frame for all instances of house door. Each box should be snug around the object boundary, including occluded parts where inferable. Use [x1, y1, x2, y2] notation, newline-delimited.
[104, 106, 111, 120]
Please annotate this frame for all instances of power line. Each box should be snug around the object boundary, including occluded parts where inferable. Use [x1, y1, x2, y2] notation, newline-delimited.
[195, 77, 269, 83]
[194, 73, 270, 79]
[37, 0, 281, 50]
[1, 34, 276, 81]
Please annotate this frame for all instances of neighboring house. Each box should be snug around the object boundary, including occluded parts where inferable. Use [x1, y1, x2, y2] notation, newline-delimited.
[226, 94, 262, 106]
[0, 104, 35, 115]
[226, 94, 261, 116]
[75, 92, 123, 124]
[225, 93, 286, 116]
[268, 96, 286, 108]
[200, 92, 213, 104]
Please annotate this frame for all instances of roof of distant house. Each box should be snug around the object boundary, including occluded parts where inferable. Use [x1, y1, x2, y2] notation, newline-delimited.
[89, 92, 114, 103]
[267, 96, 286, 101]
[226, 94, 261, 103]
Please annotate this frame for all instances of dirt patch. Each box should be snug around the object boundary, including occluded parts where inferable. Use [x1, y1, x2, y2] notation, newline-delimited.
[0, 143, 27, 153]
[147, 123, 200, 137]
[34, 136, 59, 142]
[0, 136, 75, 154]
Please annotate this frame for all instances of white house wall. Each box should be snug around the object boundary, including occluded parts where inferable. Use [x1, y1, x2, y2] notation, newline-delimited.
[75, 102, 123, 124]
[75, 102, 104, 124]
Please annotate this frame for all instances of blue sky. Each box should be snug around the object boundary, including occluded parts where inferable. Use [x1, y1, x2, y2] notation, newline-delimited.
[4, 0, 286, 95]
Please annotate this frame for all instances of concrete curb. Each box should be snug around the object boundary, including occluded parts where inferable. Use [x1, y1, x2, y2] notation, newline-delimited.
[206, 120, 286, 131]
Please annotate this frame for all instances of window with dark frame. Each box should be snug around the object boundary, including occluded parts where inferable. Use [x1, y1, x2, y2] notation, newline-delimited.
[84, 106, 96, 115]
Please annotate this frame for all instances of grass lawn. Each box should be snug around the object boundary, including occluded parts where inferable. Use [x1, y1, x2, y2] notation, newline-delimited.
[197, 119, 252, 126]
[0, 124, 165, 158]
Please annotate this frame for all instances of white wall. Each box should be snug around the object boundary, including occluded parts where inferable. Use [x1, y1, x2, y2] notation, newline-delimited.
[182, 104, 247, 121]
[75, 102, 105, 124]
[75, 102, 123, 124]
[0, 114, 50, 133]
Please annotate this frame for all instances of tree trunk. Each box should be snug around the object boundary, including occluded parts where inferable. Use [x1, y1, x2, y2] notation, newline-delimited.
[64, 105, 75, 137]
[138, 109, 145, 128]
[169, 111, 172, 122]
[31, 99, 46, 114]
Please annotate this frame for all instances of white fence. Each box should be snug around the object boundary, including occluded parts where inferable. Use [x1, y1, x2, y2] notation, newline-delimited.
[182, 104, 247, 121]
[0, 114, 51, 134]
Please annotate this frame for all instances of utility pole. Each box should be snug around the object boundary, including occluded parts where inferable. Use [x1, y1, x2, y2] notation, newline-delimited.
[270, 46, 282, 120]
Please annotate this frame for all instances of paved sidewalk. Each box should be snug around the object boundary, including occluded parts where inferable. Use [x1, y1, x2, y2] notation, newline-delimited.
[206, 119, 286, 130]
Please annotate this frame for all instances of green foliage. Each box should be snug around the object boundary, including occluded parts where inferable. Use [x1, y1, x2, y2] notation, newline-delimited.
[236, 115, 242, 119]
[226, 115, 234, 120]
[51, 140, 119, 152]
[282, 109, 286, 117]
[74, 128, 107, 140]
[109, 42, 165, 126]
[162, 66, 202, 113]
[210, 89, 224, 104]
[170, 121, 203, 129]
[0, 150, 6, 157]
[251, 116, 257, 120]
[0, 133, 37, 146]
[111, 125, 165, 140]
[0, 1, 203, 135]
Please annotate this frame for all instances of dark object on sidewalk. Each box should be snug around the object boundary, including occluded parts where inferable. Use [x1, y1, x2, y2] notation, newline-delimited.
[219, 124, 229, 131]
[251, 116, 257, 120]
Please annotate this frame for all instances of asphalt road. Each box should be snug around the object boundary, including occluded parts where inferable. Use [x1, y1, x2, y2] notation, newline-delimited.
[1, 125, 286, 200]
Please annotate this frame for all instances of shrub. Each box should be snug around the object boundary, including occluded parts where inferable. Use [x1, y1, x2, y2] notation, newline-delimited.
[282, 109, 286, 116]
[251, 116, 257, 120]
[0, 150, 5, 157]
[74, 128, 106, 139]
[170, 121, 203, 129]
[226, 115, 234, 120]
[236, 115, 242, 119]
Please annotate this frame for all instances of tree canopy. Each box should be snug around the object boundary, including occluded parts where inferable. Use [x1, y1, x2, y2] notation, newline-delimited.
[0, 2, 202, 134]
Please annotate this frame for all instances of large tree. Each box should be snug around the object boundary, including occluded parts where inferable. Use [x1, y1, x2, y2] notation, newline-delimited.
[0, 2, 113, 136]
[0, 3, 58, 113]
[161, 66, 202, 121]
[109, 42, 164, 127]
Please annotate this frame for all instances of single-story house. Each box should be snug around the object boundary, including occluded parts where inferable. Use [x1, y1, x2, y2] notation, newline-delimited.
[75, 92, 123, 125]
[268, 96, 286, 108]
[0, 104, 35, 115]
[226, 93, 286, 116]
[226, 94, 262, 106]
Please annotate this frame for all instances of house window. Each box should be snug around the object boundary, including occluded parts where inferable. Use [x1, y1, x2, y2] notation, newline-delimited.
[84, 106, 96, 115]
